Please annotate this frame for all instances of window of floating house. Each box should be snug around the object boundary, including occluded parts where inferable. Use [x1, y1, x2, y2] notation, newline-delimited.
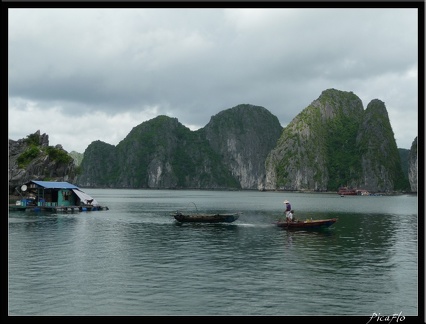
[62, 190, 71, 201]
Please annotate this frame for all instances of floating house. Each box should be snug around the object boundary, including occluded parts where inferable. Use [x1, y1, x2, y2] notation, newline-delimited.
[10, 180, 108, 212]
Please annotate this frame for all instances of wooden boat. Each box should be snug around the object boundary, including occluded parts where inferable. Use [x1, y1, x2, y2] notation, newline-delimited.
[172, 211, 240, 223]
[276, 218, 337, 229]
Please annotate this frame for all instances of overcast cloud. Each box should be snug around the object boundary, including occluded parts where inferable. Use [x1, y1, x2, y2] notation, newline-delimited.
[8, 7, 419, 153]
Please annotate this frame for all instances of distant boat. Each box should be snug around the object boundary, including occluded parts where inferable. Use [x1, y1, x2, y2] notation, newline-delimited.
[275, 218, 337, 229]
[338, 187, 357, 195]
[172, 211, 240, 223]
[9, 180, 109, 212]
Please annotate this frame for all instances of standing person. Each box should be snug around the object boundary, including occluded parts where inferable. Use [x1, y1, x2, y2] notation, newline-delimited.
[284, 200, 292, 221]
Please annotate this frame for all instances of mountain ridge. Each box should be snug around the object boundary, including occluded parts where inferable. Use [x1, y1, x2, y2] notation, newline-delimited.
[9, 89, 417, 194]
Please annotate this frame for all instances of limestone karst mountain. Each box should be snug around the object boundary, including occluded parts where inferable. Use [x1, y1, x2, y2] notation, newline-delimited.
[9, 90, 416, 193]
[264, 89, 410, 192]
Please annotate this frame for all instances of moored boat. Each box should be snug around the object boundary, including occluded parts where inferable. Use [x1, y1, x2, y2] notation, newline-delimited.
[276, 218, 337, 229]
[338, 187, 357, 196]
[172, 211, 240, 223]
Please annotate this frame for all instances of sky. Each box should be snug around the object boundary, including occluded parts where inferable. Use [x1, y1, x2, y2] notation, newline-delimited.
[8, 7, 420, 153]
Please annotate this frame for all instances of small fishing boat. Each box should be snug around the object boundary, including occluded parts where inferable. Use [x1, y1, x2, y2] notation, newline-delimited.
[172, 211, 240, 223]
[276, 218, 337, 229]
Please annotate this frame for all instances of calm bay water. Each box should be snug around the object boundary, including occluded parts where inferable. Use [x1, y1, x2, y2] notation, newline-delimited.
[8, 189, 418, 316]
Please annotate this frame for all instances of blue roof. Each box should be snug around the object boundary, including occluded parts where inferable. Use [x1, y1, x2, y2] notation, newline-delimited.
[30, 181, 80, 190]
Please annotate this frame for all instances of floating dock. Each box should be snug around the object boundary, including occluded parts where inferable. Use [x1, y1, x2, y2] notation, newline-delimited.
[9, 203, 109, 212]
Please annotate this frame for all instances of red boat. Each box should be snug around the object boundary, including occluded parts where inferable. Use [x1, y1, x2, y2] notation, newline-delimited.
[276, 218, 338, 229]
[338, 187, 357, 195]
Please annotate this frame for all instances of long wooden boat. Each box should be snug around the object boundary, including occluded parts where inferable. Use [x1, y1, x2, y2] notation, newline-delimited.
[172, 211, 240, 223]
[276, 218, 337, 229]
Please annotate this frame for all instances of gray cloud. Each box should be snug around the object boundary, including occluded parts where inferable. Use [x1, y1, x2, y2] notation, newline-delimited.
[8, 8, 419, 152]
